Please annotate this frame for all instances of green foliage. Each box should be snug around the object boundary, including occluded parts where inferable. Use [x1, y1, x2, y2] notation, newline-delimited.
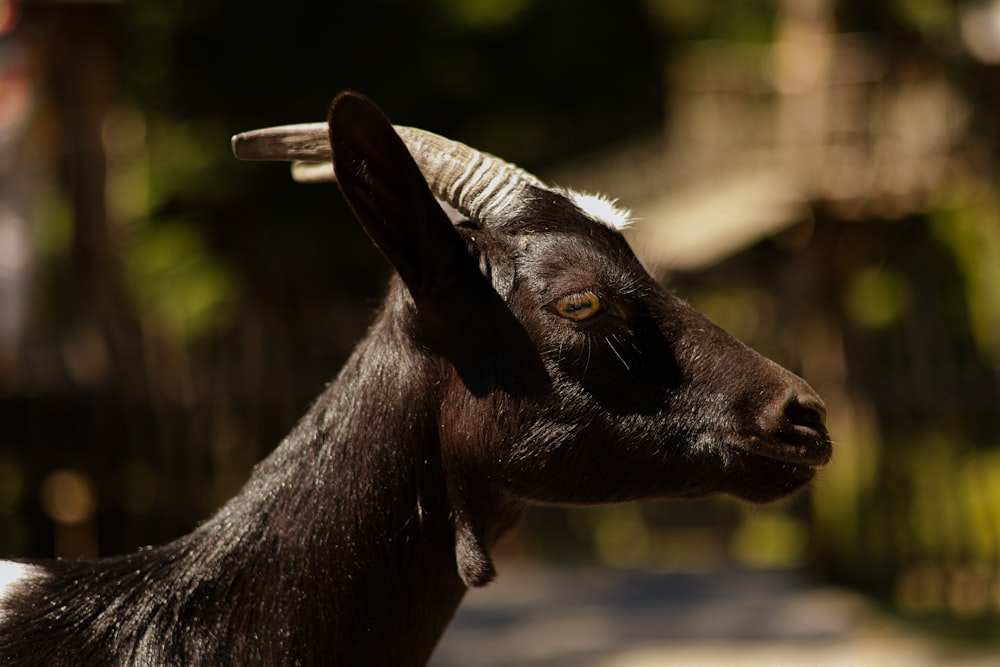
[730, 512, 809, 569]
[31, 187, 73, 263]
[0, 456, 28, 555]
[890, 0, 955, 35]
[930, 201, 1000, 365]
[145, 117, 236, 209]
[0, 456, 25, 514]
[844, 266, 910, 330]
[100, 104, 244, 348]
[643, 0, 774, 41]
[124, 219, 241, 345]
[433, 0, 536, 29]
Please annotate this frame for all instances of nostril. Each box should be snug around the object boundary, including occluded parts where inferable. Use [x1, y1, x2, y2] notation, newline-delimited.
[740, 383, 832, 467]
[785, 394, 827, 431]
[770, 391, 832, 466]
[742, 375, 832, 466]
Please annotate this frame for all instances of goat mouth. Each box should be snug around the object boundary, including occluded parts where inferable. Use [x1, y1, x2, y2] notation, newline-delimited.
[732, 428, 833, 468]
[724, 451, 820, 503]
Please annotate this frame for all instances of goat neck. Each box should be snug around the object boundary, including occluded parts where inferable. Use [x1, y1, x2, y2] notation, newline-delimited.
[0, 301, 482, 666]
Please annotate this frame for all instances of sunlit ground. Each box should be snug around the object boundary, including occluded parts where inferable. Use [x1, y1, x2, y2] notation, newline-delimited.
[432, 565, 999, 667]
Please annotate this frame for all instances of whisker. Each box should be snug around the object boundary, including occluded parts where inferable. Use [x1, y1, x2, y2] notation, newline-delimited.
[605, 335, 632, 373]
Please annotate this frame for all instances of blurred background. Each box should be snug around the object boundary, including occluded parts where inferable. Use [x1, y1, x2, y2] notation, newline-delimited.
[2, 0, 1000, 649]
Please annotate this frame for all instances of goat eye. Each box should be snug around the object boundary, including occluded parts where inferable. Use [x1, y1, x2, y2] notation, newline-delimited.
[554, 291, 603, 321]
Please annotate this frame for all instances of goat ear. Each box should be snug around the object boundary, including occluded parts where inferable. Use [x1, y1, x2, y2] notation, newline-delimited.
[330, 93, 506, 588]
[328, 92, 479, 299]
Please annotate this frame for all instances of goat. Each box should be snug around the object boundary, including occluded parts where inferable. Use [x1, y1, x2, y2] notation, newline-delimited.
[0, 91, 831, 666]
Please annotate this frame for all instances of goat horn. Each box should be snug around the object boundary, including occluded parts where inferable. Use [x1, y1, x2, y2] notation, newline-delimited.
[232, 123, 546, 223]
[291, 161, 336, 183]
[232, 123, 331, 162]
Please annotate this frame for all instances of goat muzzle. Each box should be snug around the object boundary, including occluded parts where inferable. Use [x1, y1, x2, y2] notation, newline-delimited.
[747, 381, 832, 468]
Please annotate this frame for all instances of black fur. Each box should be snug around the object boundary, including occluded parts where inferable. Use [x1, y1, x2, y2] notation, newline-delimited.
[0, 92, 831, 666]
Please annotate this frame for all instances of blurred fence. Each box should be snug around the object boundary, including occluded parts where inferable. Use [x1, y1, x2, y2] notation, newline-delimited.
[2, 0, 1000, 635]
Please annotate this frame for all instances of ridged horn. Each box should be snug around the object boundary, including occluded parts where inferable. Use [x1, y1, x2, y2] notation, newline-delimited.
[232, 122, 546, 223]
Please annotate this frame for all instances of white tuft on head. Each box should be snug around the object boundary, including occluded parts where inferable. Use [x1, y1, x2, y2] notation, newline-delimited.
[0, 561, 44, 620]
[566, 190, 634, 231]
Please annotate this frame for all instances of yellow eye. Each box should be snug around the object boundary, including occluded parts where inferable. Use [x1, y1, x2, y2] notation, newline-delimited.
[555, 291, 602, 321]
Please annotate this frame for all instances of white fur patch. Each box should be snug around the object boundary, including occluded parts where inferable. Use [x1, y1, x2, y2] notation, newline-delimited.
[0, 561, 44, 619]
[567, 190, 634, 231]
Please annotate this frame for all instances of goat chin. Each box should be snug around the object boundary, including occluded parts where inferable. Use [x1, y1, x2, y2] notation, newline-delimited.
[0, 91, 830, 667]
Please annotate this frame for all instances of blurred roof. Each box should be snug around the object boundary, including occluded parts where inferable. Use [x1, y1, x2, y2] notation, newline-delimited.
[550, 33, 970, 272]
